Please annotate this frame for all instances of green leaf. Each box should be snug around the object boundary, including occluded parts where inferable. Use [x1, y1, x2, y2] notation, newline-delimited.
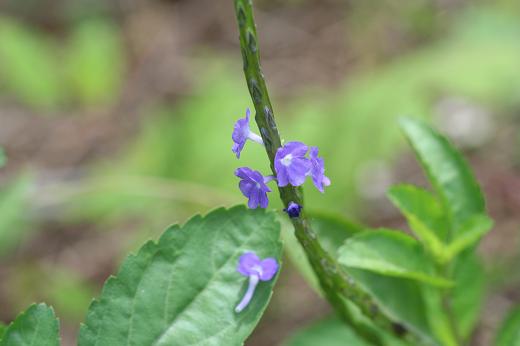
[399, 117, 485, 233]
[282, 317, 371, 346]
[444, 214, 493, 261]
[283, 212, 363, 293]
[387, 184, 447, 258]
[0, 323, 6, 340]
[452, 252, 486, 340]
[345, 269, 435, 344]
[79, 206, 282, 346]
[495, 306, 520, 346]
[338, 230, 452, 287]
[0, 303, 60, 346]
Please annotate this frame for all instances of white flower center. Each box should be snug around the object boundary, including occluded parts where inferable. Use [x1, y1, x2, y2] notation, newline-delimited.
[281, 154, 293, 167]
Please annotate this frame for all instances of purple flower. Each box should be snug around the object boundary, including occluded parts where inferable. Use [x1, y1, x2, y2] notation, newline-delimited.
[309, 147, 331, 193]
[274, 141, 311, 187]
[284, 202, 302, 218]
[232, 108, 264, 158]
[235, 167, 273, 209]
[235, 252, 278, 313]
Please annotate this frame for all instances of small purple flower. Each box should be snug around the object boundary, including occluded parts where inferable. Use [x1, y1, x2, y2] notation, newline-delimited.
[232, 108, 264, 158]
[284, 202, 302, 218]
[274, 141, 311, 187]
[309, 147, 331, 193]
[235, 167, 273, 209]
[235, 252, 278, 313]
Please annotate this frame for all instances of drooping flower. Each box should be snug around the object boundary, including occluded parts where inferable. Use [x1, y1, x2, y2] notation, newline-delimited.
[235, 252, 279, 313]
[284, 201, 302, 218]
[232, 108, 264, 158]
[309, 147, 331, 193]
[274, 141, 311, 187]
[235, 167, 273, 209]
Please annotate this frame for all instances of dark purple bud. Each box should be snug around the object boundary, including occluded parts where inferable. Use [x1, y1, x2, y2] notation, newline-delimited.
[284, 202, 302, 218]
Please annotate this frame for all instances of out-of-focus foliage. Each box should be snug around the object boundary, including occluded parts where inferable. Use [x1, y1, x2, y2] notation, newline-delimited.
[0, 148, 6, 168]
[8, 266, 95, 322]
[0, 17, 64, 110]
[66, 19, 124, 106]
[495, 306, 520, 346]
[0, 17, 124, 110]
[62, 7, 520, 230]
[283, 317, 370, 346]
[0, 175, 32, 255]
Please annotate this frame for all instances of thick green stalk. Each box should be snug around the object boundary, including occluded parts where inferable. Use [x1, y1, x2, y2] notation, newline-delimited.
[232, 1, 419, 344]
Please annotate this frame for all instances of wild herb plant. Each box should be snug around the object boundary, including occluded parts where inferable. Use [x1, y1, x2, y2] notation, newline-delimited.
[1, 2, 519, 346]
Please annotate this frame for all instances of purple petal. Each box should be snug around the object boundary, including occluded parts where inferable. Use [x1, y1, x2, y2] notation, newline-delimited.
[248, 188, 260, 208]
[237, 252, 261, 276]
[287, 158, 311, 186]
[235, 167, 252, 180]
[259, 258, 278, 281]
[239, 180, 255, 197]
[284, 141, 308, 157]
[258, 191, 269, 208]
[235, 274, 259, 313]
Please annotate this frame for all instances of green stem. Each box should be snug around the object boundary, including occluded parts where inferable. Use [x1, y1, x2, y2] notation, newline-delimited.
[232, 1, 422, 344]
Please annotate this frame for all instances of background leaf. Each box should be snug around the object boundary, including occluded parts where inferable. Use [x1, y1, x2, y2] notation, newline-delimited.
[443, 214, 493, 261]
[0, 175, 32, 256]
[387, 184, 447, 258]
[0, 17, 64, 110]
[79, 206, 282, 346]
[451, 252, 486, 340]
[338, 230, 451, 287]
[66, 19, 125, 106]
[282, 317, 371, 346]
[495, 306, 520, 346]
[282, 212, 363, 293]
[399, 117, 485, 233]
[0, 303, 60, 346]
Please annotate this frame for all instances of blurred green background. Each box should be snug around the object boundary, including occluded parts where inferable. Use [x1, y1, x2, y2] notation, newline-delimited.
[0, 0, 520, 345]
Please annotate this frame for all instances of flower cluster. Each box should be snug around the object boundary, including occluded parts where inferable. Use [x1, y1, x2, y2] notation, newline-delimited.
[232, 108, 330, 212]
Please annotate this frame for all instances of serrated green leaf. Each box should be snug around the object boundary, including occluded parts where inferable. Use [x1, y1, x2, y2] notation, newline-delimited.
[387, 184, 447, 258]
[399, 118, 485, 233]
[495, 306, 520, 346]
[338, 230, 452, 287]
[79, 206, 282, 346]
[282, 317, 371, 346]
[0, 303, 60, 346]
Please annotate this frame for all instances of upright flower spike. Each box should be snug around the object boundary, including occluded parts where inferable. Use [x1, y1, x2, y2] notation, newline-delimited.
[232, 108, 264, 158]
[274, 141, 311, 187]
[309, 147, 331, 193]
[235, 167, 273, 209]
[235, 252, 278, 313]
